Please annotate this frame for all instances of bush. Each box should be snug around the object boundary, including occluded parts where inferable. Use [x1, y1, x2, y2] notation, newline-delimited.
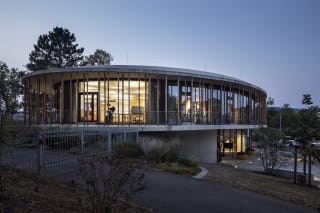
[144, 145, 168, 163]
[79, 156, 146, 212]
[178, 158, 199, 168]
[157, 162, 201, 175]
[0, 122, 40, 144]
[163, 144, 179, 162]
[45, 134, 81, 150]
[115, 141, 144, 159]
[144, 138, 180, 163]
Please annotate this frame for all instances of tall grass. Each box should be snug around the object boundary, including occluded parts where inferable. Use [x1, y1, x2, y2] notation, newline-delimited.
[144, 138, 180, 163]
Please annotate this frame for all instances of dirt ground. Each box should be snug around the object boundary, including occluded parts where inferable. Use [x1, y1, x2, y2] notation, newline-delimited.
[0, 166, 153, 213]
[203, 163, 320, 212]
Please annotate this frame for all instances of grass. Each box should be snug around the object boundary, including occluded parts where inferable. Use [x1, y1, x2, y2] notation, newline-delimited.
[0, 166, 154, 213]
[203, 163, 320, 212]
[120, 158, 201, 176]
[152, 162, 201, 175]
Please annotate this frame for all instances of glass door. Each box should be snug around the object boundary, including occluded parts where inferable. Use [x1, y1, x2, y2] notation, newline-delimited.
[79, 93, 98, 122]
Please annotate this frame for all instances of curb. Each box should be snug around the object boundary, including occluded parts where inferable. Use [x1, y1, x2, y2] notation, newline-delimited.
[193, 166, 208, 179]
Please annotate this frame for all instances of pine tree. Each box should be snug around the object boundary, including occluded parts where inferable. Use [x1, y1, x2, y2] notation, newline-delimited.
[27, 27, 84, 71]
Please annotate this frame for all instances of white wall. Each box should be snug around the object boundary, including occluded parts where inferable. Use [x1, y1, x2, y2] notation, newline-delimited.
[178, 130, 217, 164]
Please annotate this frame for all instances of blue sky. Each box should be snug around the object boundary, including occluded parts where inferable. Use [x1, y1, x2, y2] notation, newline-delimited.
[1, 0, 319, 108]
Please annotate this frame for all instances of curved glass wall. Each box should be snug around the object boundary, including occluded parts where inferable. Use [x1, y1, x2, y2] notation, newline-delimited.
[23, 71, 266, 126]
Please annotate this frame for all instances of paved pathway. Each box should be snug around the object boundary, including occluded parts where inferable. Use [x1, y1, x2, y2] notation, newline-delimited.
[134, 170, 316, 213]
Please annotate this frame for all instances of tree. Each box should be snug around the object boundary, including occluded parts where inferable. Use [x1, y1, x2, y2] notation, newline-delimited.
[27, 27, 84, 71]
[266, 97, 274, 107]
[280, 104, 298, 136]
[266, 97, 280, 129]
[0, 61, 24, 138]
[78, 156, 146, 212]
[252, 128, 282, 144]
[296, 94, 319, 143]
[296, 106, 319, 144]
[294, 94, 320, 185]
[81, 49, 113, 66]
[252, 128, 283, 174]
[302, 94, 313, 108]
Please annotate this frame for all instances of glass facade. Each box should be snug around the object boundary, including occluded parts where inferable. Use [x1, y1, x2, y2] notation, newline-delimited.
[23, 69, 267, 126]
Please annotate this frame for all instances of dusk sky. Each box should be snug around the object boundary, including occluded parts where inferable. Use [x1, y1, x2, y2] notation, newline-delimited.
[1, 0, 319, 108]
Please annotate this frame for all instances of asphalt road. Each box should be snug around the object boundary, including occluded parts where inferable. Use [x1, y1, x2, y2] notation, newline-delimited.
[134, 170, 316, 213]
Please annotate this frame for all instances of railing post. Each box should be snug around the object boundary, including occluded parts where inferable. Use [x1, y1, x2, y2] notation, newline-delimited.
[107, 132, 112, 157]
[38, 131, 44, 174]
[81, 131, 84, 154]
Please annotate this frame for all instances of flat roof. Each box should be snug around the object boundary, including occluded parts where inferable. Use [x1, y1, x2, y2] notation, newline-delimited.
[23, 65, 266, 94]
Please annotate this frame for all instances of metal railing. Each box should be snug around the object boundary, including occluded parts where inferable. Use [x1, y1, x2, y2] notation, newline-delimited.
[0, 126, 139, 176]
[25, 109, 266, 126]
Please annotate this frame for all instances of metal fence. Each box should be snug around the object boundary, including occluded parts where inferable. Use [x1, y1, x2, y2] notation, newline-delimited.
[0, 126, 139, 177]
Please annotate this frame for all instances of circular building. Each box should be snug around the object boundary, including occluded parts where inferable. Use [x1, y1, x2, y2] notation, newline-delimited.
[23, 65, 267, 163]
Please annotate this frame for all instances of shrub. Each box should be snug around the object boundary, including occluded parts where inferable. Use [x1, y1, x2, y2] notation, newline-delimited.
[144, 145, 168, 163]
[178, 158, 199, 168]
[157, 162, 201, 175]
[78, 156, 146, 212]
[144, 138, 180, 163]
[45, 134, 81, 150]
[115, 141, 144, 159]
[163, 147, 179, 162]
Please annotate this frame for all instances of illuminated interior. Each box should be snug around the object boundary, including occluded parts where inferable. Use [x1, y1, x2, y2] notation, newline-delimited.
[23, 68, 266, 126]
[222, 130, 247, 152]
[79, 80, 146, 124]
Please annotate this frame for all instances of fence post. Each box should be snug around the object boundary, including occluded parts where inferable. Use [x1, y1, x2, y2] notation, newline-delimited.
[38, 131, 44, 174]
[81, 131, 84, 154]
[107, 132, 112, 157]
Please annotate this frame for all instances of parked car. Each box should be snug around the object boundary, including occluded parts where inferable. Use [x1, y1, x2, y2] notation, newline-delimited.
[288, 139, 300, 148]
[310, 141, 320, 149]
